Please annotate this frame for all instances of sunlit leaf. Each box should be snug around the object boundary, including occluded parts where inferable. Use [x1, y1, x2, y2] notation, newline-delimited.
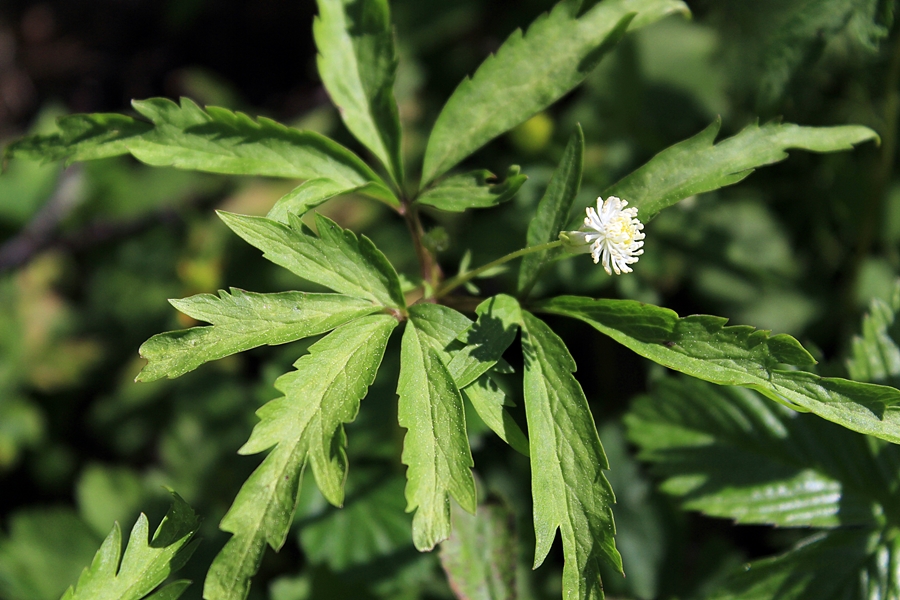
[606, 118, 879, 221]
[218, 211, 406, 309]
[421, 0, 689, 184]
[6, 98, 396, 202]
[204, 315, 395, 600]
[521, 309, 620, 600]
[398, 304, 477, 551]
[447, 294, 521, 389]
[60, 493, 199, 600]
[518, 124, 583, 295]
[462, 374, 529, 457]
[137, 289, 382, 381]
[539, 295, 900, 444]
[314, 0, 404, 184]
[416, 166, 527, 212]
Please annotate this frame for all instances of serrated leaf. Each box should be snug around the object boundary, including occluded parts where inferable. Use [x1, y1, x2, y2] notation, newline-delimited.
[398, 304, 477, 551]
[137, 289, 381, 381]
[606, 118, 879, 221]
[462, 374, 529, 456]
[267, 179, 357, 223]
[538, 295, 900, 444]
[448, 294, 521, 389]
[60, 492, 199, 600]
[6, 97, 397, 203]
[416, 166, 527, 212]
[217, 211, 406, 309]
[421, 0, 689, 184]
[314, 0, 404, 185]
[518, 125, 584, 295]
[265, 179, 401, 223]
[439, 499, 518, 600]
[5, 113, 152, 164]
[521, 310, 620, 600]
[626, 376, 892, 527]
[710, 529, 899, 600]
[848, 281, 900, 385]
[297, 467, 412, 571]
[204, 315, 395, 600]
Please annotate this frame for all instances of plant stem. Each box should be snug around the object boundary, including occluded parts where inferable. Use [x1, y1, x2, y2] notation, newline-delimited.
[401, 202, 441, 290]
[435, 240, 563, 299]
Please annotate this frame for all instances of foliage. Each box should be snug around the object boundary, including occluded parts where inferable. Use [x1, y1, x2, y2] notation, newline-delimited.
[1, 0, 899, 599]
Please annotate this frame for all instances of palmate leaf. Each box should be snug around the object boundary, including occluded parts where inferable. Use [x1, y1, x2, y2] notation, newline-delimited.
[416, 166, 527, 212]
[5, 97, 397, 204]
[204, 314, 395, 600]
[518, 125, 584, 296]
[538, 295, 900, 444]
[398, 304, 477, 551]
[626, 376, 896, 527]
[218, 211, 405, 309]
[61, 493, 199, 600]
[137, 289, 381, 381]
[848, 282, 900, 386]
[710, 529, 900, 600]
[420, 0, 689, 185]
[520, 310, 620, 600]
[606, 118, 879, 221]
[314, 0, 404, 185]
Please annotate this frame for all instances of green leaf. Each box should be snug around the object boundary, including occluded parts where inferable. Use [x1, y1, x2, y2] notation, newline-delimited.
[217, 211, 406, 309]
[518, 125, 584, 295]
[710, 529, 899, 600]
[296, 467, 412, 571]
[420, 0, 689, 184]
[204, 315, 395, 600]
[448, 294, 521, 389]
[60, 492, 199, 600]
[416, 166, 527, 212]
[314, 0, 404, 185]
[626, 376, 893, 527]
[7, 98, 396, 201]
[461, 374, 529, 456]
[606, 118, 879, 221]
[5, 113, 152, 164]
[266, 179, 402, 223]
[267, 179, 358, 223]
[137, 289, 382, 381]
[439, 499, 518, 600]
[755, 0, 893, 107]
[848, 281, 900, 386]
[538, 295, 900, 444]
[521, 310, 620, 600]
[0, 508, 99, 600]
[398, 304, 477, 551]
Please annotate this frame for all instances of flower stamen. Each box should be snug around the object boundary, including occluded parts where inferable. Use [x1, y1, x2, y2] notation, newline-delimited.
[559, 196, 645, 275]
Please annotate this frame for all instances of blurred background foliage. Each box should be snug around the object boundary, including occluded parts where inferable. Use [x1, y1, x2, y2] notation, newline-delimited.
[0, 0, 899, 598]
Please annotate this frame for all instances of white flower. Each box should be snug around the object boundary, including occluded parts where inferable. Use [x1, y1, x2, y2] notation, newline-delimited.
[559, 196, 645, 275]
